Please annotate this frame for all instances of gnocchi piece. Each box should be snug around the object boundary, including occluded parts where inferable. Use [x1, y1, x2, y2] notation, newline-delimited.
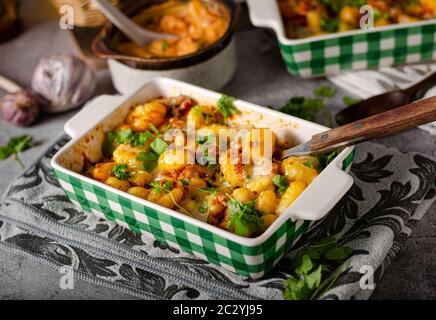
[220, 150, 247, 187]
[275, 180, 307, 216]
[339, 6, 360, 25]
[158, 187, 185, 209]
[307, 10, 322, 34]
[256, 190, 278, 215]
[105, 177, 131, 192]
[246, 175, 273, 193]
[242, 128, 276, 162]
[187, 105, 220, 129]
[262, 214, 278, 228]
[180, 198, 198, 213]
[113, 144, 148, 170]
[128, 187, 150, 199]
[126, 101, 167, 132]
[92, 162, 116, 181]
[232, 188, 255, 204]
[129, 170, 152, 187]
[158, 148, 191, 173]
[281, 156, 319, 185]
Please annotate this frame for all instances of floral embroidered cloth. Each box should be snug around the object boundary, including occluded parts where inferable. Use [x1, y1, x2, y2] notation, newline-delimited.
[0, 135, 435, 300]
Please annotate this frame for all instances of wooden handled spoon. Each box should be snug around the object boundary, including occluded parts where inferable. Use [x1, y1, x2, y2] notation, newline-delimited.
[335, 71, 436, 125]
[281, 95, 436, 158]
[93, 0, 178, 47]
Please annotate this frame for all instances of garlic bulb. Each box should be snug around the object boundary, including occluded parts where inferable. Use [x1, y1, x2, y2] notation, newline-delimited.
[0, 90, 45, 127]
[31, 54, 96, 113]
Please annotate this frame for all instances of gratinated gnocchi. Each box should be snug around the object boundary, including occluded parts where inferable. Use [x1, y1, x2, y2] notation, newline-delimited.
[82, 94, 339, 237]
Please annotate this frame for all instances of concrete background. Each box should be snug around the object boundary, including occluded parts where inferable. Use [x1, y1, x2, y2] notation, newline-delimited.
[0, 1, 435, 299]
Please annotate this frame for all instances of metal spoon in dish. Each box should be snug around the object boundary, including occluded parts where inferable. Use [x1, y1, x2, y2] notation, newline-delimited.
[281, 95, 436, 159]
[92, 0, 178, 47]
[335, 71, 436, 125]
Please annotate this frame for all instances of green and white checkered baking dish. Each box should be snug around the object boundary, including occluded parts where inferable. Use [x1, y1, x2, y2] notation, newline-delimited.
[247, 0, 436, 78]
[51, 78, 355, 278]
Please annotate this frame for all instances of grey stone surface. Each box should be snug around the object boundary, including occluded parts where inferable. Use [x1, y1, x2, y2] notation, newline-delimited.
[0, 2, 435, 300]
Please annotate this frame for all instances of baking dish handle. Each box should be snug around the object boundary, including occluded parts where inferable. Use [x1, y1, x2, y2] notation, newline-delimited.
[284, 150, 354, 221]
[64, 95, 125, 138]
[246, 0, 284, 35]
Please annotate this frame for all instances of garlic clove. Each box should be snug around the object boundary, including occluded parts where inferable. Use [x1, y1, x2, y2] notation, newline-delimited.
[0, 90, 46, 127]
[31, 54, 97, 114]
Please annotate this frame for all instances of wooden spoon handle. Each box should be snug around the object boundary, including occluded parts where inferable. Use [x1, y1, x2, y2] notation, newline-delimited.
[311, 95, 436, 151]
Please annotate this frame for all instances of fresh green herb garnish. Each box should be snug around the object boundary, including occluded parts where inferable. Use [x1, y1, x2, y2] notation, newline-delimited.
[113, 164, 130, 180]
[0, 135, 33, 169]
[227, 199, 263, 237]
[319, 0, 366, 13]
[272, 175, 289, 194]
[279, 96, 324, 122]
[313, 85, 336, 98]
[137, 151, 158, 173]
[217, 94, 240, 118]
[149, 123, 160, 135]
[196, 186, 218, 193]
[181, 179, 190, 186]
[319, 149, 341, 169]
[164, 180, 173, 192]
[207, 163, 217, 172]
[103, 129, 153, 157]
[343, 96, 361, 106]
[303, 161, 314, 169]
[150, 137, 168, 155]
[150, 181, 163, 193]
[162, 41, 169, 50]
[199, 202, 208, 214]
[320, 18, 339, 33]
[131, 131, 153, 147]
[284, 235, 352, 300]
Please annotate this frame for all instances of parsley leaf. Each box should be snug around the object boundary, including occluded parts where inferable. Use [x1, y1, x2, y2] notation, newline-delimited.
[227, 199, 263, 237]
[313, 85, 336, 98]
[343, 96, 361, 106]
[199, 202, 208, 214]
[196, 186, 218, 193]
[284, 235, 352, 300]
[131, 131, 153, 147]
[164, 180, 173, 192]
[318, 149, 341, 169]
[181, 179, 190, 186]
[150, 138, 168, 155]
[103, 130, 153, 157]
[279, 96, 324, 121]
[113, 164, 130, 180]
[0, 135, 33, 169]
[273, 175, 289, 193]
[217, 94, 240, 118]
[303, 161, 314, 168]
[320, 18, 339, 33]
[137, 151, 158, 173]
[115, 129, 133, 144]
[150, 181, 163, 193]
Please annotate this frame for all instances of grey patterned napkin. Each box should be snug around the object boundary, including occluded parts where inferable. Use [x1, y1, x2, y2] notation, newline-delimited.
[0, 135, 435, 300]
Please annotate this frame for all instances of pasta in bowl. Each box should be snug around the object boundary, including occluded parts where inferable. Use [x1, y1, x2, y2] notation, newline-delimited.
[278, 0, 436, 39]
[82, 94, 331, 238]
[51, 78, 355, 278]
